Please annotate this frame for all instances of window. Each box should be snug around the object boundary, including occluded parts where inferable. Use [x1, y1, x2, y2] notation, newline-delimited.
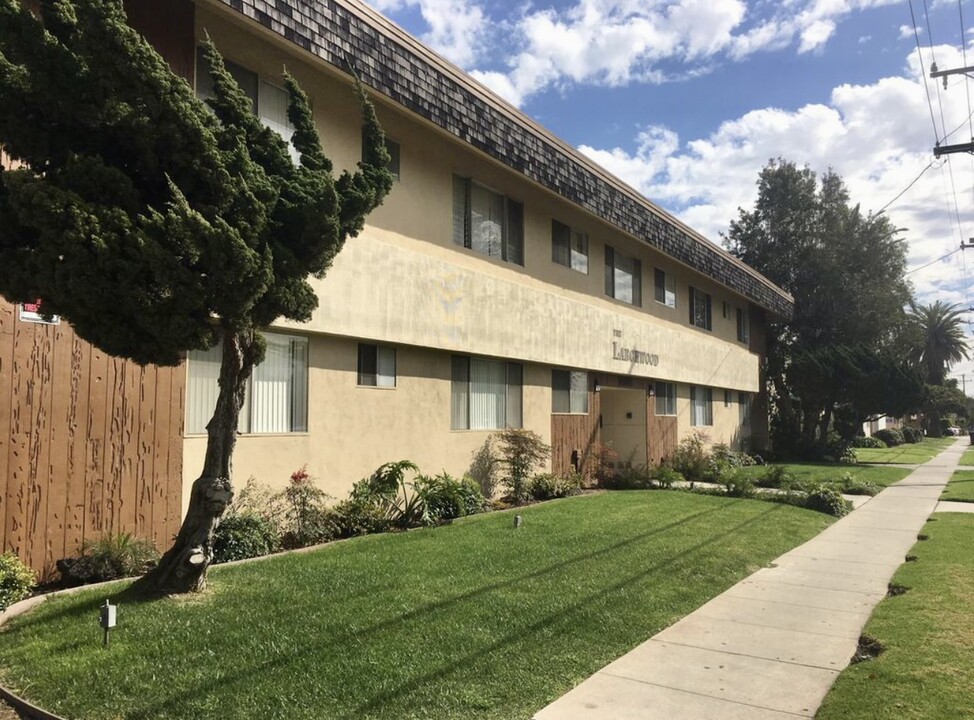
[451, 356, 522, 429]
[654, 268, 676, 308]
[724, 389, 731, 407]
[722, 301, 729, 319]
[552, 370, 589, 413]
[358, 344, 396, 387]
[739, 392, 751, 428]
[552, 220, 589, 273]
[452, 175, 523, 265]
[737, 307, 750, 344]
[689, 287, 712, 330]
[186, 332, 308, 434]
[655, 382, 676, 416]
[196, 49, 299, 163]
[363, 129, 400, 180]
[605, 246, 641, 305]
[690, 386, 713, 426]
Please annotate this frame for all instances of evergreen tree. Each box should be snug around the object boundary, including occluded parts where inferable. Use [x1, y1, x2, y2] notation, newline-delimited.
[0, 0, 393, 592]
[725, 160, 916, 454]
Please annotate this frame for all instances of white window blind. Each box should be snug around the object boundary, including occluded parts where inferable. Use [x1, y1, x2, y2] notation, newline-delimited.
[186, 332, 308, 435]
[654, 268, 676, 308]
[690, 386, 713, 426]
[552, 370, 589, 413]
[452, 175, 523, 265]
[451, 356, 522, 429]
[358, 344, 396, 387]
[739, 392, 751, 428]
[655, 382, 676, 416]
[258, 80, 299, 164]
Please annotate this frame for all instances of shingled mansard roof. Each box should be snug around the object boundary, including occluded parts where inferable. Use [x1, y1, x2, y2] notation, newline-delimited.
[211, 0, 795, 319]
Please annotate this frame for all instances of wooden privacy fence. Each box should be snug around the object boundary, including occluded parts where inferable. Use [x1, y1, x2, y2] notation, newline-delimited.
[0, 301, 185, 579]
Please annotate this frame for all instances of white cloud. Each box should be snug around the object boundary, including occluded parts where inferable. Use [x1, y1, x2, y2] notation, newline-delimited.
[365, 0, 487, 67]
[470, 0, 902, 106]
[858, 35, 872, 44]
[576, 45, 974, 375]
[900, 24, 919, 39]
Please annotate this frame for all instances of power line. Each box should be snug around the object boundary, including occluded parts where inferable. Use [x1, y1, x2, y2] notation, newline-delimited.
[873, 160, 936, 216]
[905, 247, 963, 275]
[924, 0, 950, 139]
[911, 0, 942, 141]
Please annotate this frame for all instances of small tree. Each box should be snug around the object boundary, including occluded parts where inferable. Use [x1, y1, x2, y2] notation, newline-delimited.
[0, 0, 393, 593]
[495, 429, 550, 504]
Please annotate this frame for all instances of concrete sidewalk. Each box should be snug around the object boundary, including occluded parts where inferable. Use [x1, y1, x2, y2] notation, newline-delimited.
[535, 439, 965, 720]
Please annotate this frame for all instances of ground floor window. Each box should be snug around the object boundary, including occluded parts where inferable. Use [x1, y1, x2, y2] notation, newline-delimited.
[690, 386, 713, 426]
[655, 382, 676, 416]
[451, 356, 522, 430]
[358, 343, 396, 387]
[739, 391, 751, 428]
[186, 332, 309, 435]
[552, 369, 588, 414]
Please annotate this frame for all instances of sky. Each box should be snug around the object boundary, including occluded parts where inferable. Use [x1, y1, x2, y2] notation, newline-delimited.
[364, 0, 974, 393]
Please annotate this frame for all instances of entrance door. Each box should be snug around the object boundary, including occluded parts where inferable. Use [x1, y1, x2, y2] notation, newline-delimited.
[600, 387, 648, 468]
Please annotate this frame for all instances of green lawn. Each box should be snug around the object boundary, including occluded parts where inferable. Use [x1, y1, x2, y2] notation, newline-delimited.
[855, 437, 956, 465]
[0, 493, 833, 720]
[941, 470, 974, 503]
[816, 514, 974, 719]
[742, 463, 911, 489]
[958, 444, 974, 466]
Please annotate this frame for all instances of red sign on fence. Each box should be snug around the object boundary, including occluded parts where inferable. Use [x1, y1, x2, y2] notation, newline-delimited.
[19, 298, 60, 325]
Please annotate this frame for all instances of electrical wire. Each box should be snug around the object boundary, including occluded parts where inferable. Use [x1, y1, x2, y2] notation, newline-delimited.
[924, 0, 951, 139]
[873, 160, 936, 216]
[910, 0, 942, 141]
[905, 247, 962, 275]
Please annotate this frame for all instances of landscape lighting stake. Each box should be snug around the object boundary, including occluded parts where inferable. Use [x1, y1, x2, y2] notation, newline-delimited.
[100, 599, 117, 648]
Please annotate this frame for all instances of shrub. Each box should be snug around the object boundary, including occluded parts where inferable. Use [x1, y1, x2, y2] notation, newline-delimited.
[717, 467, 757, 498]
[56, 533, 159, 585]
[851, 435, 886, 449]
[670, 432, 711, 484]
[804, 484, 853, 517]
[414, 472, 486, 522]
[528, 472, 583, 500]
[593, 444, 621, 487]
[468, 439, 500, 500]
[600, 463, 654, 490]
[836, 472, 879, 496]
[333, 497, 396, 537]
[495, 429, 551, 504]
[757, 465, 792, 489]
[213, 512, 281, 563]
[654, 466, 684, 489]
[873, 428, 904, 447]
[0, 553, 35, 611]
[277, 466, 337, 549]
[348, 460, 426, 529]
[901, 426, 923, 444]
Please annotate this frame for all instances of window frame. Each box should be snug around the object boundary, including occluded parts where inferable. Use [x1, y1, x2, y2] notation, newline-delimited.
[552, 369, 589, 414]
[451, 355, 523, 430]
[737, 307, 750, 344]
[605, 245, 642, 306]
[452, 175, 524, 266]
[655, 382, 677, 416]
[357, 343, 397, 388]
[654, 268, 676, 308]
[186, 331, 309, 436]
[739, 391, 751, 428]
[689, 286, 712, 331]
[690, 386, 713, 427]
[551, 219, 589, 274]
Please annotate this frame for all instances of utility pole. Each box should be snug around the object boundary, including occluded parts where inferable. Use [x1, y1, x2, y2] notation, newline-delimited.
[930, 62, 974, 156]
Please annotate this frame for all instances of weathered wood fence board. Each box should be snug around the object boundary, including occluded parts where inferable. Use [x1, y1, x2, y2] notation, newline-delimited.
[0, 301, 184, 579]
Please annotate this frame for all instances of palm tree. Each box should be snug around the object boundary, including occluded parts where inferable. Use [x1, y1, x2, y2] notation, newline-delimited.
[906, 301, 971, 384]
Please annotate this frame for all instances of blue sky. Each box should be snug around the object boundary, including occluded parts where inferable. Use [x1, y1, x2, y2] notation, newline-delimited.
[367, 0, 974, 385]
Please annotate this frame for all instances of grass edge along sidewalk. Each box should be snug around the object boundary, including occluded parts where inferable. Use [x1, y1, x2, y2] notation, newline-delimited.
[941, 469, 974, 503]
[0, 492, 833, 720]
[815, 513, 974, 719]
[855, 436, 956, 465]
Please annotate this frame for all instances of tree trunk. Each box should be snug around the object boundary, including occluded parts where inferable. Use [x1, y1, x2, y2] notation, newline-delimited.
[136, 329, 260, 595]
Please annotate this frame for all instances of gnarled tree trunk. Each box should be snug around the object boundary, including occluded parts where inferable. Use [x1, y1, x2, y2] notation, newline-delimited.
[136, 329, 261, 595]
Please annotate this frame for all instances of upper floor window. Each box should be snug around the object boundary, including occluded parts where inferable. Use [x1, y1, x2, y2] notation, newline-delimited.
[451, 356, 523, 430]
[552, 370, 589, 414]
[654, 268, 676, 308]
[737, 307, 750, 344]
[690, 386, 713, 426]
[452, 175, 523, 265]
[689, 287, 712, 330]
[605, 246, 641, 306]
[552, 220, 589, 273]
[186, 332, 308, 435]
[363, 128, 400, 180]
[655, 382, 676, 416]
[195, 48, 299, 164]
[358, 343, 396, 387]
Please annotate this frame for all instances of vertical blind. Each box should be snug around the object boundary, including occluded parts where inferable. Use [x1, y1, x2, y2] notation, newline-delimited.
[690, 386, 713, 426]
[186, 333, 308, 435]
[451, 356, 522, 429]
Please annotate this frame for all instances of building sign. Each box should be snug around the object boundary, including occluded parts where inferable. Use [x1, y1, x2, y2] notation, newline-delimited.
[612, 342, 659, 366]
[19, 299, 60, 325]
